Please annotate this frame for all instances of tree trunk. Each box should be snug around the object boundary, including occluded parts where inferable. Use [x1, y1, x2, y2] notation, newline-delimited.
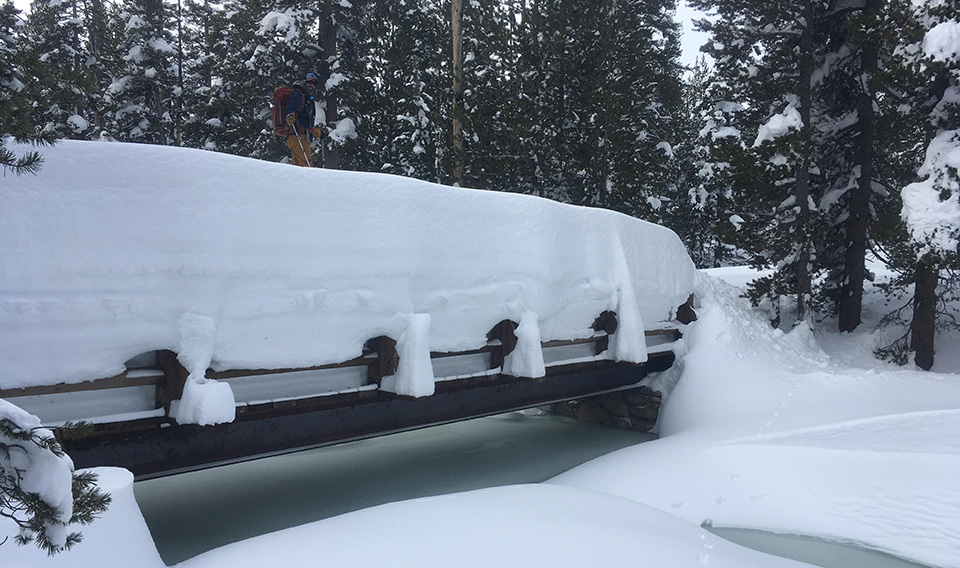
[451, 0, 465, 185]
[176, 0, 184, 146]
[84, 0, 108, 129]
[794, 0, 815, 323]
[838, 0, 882, 332]
[319, 0, 339, 169]
[911, 256, 938, 370]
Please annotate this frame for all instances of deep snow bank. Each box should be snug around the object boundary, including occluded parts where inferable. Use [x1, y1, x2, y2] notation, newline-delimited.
[0, 467, 165, 568]
[177, 484, 810, 568]
[1, 141, 696, 405]
[552, 274, 960, 568]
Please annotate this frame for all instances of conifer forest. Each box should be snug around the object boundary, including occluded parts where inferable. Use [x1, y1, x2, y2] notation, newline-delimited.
[1, 0, 959, 368]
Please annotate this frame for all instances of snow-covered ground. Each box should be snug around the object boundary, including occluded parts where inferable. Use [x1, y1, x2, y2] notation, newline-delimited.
[3, 141, 959, 567]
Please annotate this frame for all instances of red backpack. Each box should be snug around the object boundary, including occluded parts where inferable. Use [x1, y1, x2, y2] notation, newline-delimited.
[272, 86, 303, 137]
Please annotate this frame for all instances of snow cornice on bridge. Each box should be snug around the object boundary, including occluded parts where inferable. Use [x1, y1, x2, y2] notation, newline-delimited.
[1, 140, 697, 427]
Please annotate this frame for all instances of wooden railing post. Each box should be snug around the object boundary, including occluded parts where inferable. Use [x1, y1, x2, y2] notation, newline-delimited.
[592, 311, 618, 355]
[366, 336, 399, 387]
[676, 294, 697, 324]
[156, 350, 189, 417]
[488, 320, 518, 370]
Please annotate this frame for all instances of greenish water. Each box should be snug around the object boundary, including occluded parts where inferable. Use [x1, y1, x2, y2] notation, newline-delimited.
[136, 413, 937, 568]
[708, 526, 934, 568]
[135, 412, 653, 565]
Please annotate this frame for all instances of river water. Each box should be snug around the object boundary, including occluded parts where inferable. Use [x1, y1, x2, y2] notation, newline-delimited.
[135, 412, 653, 565]
[135, 412, 931, 568]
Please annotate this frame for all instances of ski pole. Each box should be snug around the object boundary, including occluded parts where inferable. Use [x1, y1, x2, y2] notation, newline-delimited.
[319, 131, 326, 168]
[292, 123, 314, 167]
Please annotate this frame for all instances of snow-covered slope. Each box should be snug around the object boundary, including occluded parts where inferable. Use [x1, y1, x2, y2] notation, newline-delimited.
[1, 140, 696, 412]
[551, 274, 960, 568]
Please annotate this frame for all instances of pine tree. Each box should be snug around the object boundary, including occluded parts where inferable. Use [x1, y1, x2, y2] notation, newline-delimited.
[342, 0, 447, 179]
[177, 0, 218, 149]
[873, 0, 960, 369]
[197, 0, 274, 157]
[455, 0, 518, 190]
[815, 0, 887, 332]
[0, 1, 55, 175]
[20, 0, 99, 139]
[102, 0, 179, 144]
[679, 57, 741, 268]
[1, 410, 111, 555]
[502, 0, 686, 216]
[688, 0, 829, 326]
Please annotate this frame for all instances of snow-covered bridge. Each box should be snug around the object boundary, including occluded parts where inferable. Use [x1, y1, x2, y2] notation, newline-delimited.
[0, 141, 698, 478]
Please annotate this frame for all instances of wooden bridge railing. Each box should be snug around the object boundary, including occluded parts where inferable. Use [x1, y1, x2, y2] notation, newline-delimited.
[0, 310, 685, 430]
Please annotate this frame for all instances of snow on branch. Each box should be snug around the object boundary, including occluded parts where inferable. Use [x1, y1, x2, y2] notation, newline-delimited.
[901, 130, 960, 258]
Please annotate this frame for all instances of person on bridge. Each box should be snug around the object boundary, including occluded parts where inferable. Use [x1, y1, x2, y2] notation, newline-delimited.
[284, 73, 325, 167]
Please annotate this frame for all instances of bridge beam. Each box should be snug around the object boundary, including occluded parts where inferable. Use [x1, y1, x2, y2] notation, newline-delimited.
[63, 352, 674, 479]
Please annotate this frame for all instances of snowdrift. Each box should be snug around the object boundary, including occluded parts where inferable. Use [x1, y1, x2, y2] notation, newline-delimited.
[1, 141, 696, 405]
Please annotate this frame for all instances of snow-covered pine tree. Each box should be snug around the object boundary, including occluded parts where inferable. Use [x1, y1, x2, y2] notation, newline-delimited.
[813, 0, 889, 332]
[454, 0, 519, 190]
[103, 0, 179, 144]
[507, 0, 565, 198]
[689, 0, 828, 327]
[20, 0, 99, 139]
[595, 0, 685, 223]
[1, 404, 111, 555]
[0, 1, 56, 175]
[176, 0, 219, 150]
[82, 0, 114, 117]
[241, 0, 322, 161]
[677, 56, 741, 268]
[321, 0, 371, 170]
[873, 0, 960, 369]
[353, 0, 447, 179]
[315, 0, 345, 169]
[193, 0, 272, 157]
[505, 0, 684, 216]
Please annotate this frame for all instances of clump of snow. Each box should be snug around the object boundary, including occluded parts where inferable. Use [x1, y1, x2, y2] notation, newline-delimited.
[257, 9, 311, 42]
[147, 38, 175, 54]
[327, 117, 357, 144]
[0, 140, 695, 420]
[501, 310, 546, 378]
[710, 125, 741, 140]
[380, 314, 436, 397]
[901, 129, 960, 256]
[753, 105, 803, 147]
[66, 114, 89, 133]
[173, 314, 236, 425]
[923, 20, 960, 62]
[0, 467, 165, 568]
[325, 72, 348, 91]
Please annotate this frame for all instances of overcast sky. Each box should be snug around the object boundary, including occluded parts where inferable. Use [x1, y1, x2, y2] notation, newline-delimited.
[677, 0, 711, 68]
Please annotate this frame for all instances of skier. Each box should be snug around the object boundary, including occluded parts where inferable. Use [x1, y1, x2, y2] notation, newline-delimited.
[284, 72, 325, 167]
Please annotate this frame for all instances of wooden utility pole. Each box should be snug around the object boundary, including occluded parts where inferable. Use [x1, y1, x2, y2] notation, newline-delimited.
[451, 0, 465, 185]
[319, 0, 340, 169]
[176, 0, 184, 146]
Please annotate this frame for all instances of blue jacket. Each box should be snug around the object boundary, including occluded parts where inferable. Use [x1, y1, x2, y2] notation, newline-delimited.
[285, 84, 316, 133]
